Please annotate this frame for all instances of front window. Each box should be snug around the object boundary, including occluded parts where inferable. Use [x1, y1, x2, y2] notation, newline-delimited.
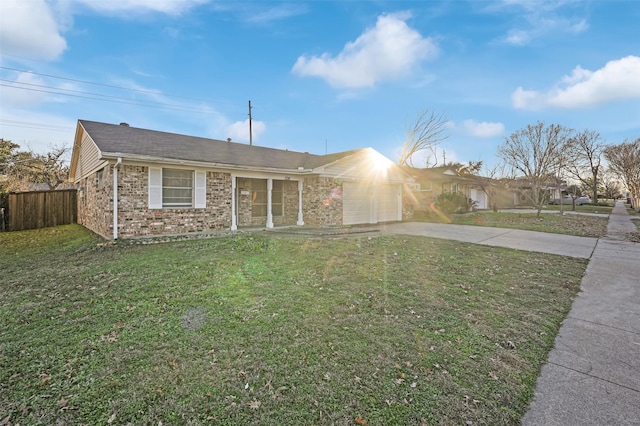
[162, 168, 193, 207]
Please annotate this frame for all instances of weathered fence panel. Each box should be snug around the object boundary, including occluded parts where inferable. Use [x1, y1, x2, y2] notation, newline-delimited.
[8, 189, 77, 231]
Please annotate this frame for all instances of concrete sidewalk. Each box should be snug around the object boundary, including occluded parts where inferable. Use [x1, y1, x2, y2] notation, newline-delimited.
[522, 202, 640, 426]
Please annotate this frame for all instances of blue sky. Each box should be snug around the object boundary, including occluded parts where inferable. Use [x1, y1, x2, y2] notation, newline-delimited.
[1, 0, 639, 169]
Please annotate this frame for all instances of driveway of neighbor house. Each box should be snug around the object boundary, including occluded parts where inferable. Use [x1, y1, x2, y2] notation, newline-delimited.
[382, 202, 640, 425]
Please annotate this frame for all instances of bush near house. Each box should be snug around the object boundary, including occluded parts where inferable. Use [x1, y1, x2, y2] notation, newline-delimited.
[436, 192, 476, 213]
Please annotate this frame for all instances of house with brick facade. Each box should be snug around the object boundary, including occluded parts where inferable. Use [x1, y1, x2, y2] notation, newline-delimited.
[69, 120, 415, 239]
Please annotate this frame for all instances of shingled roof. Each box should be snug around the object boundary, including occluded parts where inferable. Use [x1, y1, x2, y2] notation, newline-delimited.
[79, 120, 361, 171]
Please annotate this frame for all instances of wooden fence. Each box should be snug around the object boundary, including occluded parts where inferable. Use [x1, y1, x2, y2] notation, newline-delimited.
[8, 189, 77, 231]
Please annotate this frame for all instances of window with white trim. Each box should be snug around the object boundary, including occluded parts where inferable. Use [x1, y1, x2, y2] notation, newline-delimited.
[162, 168, 193, 207]
[148, 167, 206, 209]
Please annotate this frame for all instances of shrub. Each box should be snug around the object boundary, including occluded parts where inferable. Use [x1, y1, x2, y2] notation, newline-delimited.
[436, 192, 475, 213]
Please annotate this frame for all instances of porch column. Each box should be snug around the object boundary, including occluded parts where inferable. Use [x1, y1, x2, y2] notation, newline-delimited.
[266, 178, 274, 228]
[297, 180, 304, 226]
[231, 175, 237, 230]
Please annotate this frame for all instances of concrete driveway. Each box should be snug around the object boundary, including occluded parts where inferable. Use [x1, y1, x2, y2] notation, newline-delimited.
[379, 222, 598, 259]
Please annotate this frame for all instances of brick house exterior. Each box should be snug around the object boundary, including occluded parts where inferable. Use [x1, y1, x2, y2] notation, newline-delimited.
[70, 120, 414, 239]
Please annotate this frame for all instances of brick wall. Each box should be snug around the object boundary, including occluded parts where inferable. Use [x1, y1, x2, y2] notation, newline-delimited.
[282, 180, 299, 225]
[118, 166, 232, 237]
[79, 165, 233, 238]
[78, 166, 405, 237]
[77, 164, 113, 239]
[302, 177, 343, 227]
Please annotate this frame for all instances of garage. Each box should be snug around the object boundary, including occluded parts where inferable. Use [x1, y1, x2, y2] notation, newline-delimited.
[343, 182, 401, 225]
[342, 182, 372, 225]
[376, 184, 401, 222]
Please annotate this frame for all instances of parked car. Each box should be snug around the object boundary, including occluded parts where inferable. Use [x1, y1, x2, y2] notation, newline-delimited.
[549, 195, 591, 206]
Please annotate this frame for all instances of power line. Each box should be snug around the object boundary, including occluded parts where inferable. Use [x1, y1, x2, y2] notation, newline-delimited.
[0, 78, 222, 114]
[0, 119, 73, 132]
[0, 65, 241, 106]
[0, 83, 222, 115]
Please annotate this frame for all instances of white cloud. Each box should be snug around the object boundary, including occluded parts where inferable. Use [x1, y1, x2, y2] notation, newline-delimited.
[1, 72, 51, 107]
[292, 12, 438, 89]
[513, 56, 640, 110]
[72, 0, 210, 15]
[226, 119, 266, 143]
[511, 87, 545, 110]
[504, 29, 531, 46]
[244, 4, 308, 24]
[0, 0, 211, 63]
[462, 120, 505, 138]
[0, 0, 67, 60]
[493, 0, 588, 46]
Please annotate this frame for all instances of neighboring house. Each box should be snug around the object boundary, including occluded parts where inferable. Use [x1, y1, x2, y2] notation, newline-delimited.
[508, 176, 560, 206]
[404, 166, 517, 211]
[69, 120, 415, 239]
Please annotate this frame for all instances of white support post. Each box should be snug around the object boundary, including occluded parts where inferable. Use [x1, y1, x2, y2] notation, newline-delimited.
[231, 176, 237, 230]
[297, 180, 304, 226]
[266, 178, 274, 228]
[113, 158, 122, 240]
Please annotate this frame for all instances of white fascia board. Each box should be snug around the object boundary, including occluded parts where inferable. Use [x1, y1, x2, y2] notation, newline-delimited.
[100, 152, 314, 175]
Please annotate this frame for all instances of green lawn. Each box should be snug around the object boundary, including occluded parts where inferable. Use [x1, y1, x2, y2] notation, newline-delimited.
[1, 225, 587, 425]
[415, 210, 608, 238]
[540, 204, 613, 214]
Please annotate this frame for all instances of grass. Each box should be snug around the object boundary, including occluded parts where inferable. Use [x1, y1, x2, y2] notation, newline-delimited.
[414, 210, 608, 238]
[541, 204, 613, 214]
[0, 225, 588, 425]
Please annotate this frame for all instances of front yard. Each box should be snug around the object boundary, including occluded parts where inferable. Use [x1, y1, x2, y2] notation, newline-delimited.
[1, 225, 587, 425]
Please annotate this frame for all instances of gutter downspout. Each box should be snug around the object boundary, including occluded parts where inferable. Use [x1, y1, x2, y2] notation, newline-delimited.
[113, 157, 122, 240]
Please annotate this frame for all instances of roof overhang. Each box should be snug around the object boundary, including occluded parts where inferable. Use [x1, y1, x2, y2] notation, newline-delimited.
[100, 152, 314, 175]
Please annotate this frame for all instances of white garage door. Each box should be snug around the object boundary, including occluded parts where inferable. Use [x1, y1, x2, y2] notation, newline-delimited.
[377, 184, 400, 222]
[470, 189, 487, 210]
[343, 182, 372, 225]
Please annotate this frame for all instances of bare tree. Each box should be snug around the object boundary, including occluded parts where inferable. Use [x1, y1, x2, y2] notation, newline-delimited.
[498, 122, 572, 217]
[600, 168, 623, 201]
[604, 138, 640, 208]
[0, 142, 70, 192]
[29, 145, 71, 189]
[398, 109, 449, 167]
[564, 129, 606, 201]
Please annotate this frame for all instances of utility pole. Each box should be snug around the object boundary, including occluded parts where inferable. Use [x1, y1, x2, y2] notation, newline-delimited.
[248, 100, 253, 146]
